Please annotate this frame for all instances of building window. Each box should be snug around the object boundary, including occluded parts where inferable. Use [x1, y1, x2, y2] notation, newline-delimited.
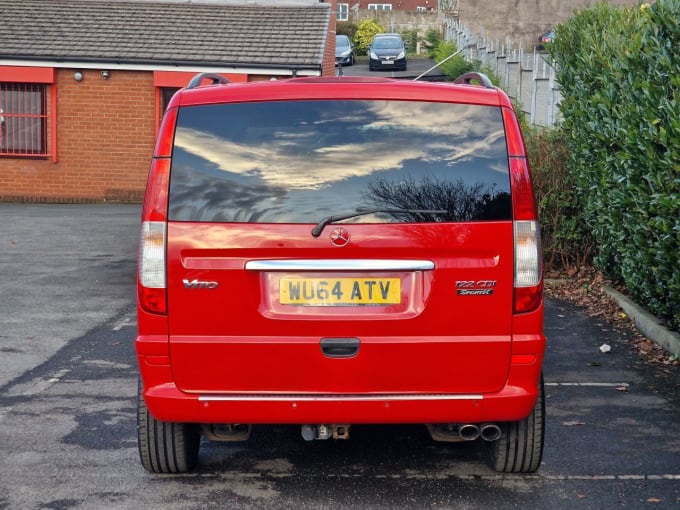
[161, 87, 181, 114]
[337, 3, 349, 20]
[368, 3, 393, 10]
[0, 83, 49, 157]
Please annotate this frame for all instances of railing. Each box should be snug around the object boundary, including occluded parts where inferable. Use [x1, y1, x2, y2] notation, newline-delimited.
[444, 19, 562, 128]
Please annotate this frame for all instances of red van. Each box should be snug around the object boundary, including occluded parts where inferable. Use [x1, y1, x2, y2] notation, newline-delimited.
[136, 73, 545, 474]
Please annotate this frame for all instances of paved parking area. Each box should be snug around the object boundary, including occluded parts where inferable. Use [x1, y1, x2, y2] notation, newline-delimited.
[0, 203, 140, 387]
[1, 203, 679, 509]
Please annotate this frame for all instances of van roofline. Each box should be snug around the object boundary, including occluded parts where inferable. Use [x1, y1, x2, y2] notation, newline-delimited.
[170, 76, 511, 109]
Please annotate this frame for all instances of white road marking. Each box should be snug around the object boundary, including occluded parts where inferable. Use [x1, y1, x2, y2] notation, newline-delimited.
[324, 473, 680, 481]
[112, 311, 135, 331]
[545, 382, 630, 388]
[192, 472, 680, 481]
[21, 368, 71, 396]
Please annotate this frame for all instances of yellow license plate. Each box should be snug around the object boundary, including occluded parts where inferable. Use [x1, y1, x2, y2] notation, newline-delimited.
[280, 277, 401, 305]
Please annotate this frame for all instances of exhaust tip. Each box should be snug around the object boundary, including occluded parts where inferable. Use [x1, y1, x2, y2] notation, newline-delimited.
[480, 423, 502, 441]
[458, 424, 480, 441]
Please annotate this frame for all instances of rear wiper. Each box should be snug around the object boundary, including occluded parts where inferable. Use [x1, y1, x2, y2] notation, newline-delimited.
[311, 208, 447, 237]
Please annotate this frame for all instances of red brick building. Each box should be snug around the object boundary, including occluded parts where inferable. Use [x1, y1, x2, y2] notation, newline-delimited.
[332, 0, 438, 21]
[0, 0, 335, 203]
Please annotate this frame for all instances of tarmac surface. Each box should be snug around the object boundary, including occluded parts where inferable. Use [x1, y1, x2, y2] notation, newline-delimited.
[0, 203, 139, 388]
[1, 203, 679, 509]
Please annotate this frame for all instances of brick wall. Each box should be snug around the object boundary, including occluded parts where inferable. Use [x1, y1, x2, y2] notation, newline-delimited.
[0, 68, 156, 203]
[323, 10, 338, 76]
[1, 57, 335, 203]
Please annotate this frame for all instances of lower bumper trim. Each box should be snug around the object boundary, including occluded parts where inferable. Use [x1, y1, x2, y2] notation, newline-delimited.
[199, 393, 483, 402]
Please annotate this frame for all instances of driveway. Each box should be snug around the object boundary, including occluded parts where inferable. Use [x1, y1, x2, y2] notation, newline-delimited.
[337, 56, 447, 80]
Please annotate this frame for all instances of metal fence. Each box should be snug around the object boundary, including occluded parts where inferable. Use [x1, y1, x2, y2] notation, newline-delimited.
[444, 19, 562, 128]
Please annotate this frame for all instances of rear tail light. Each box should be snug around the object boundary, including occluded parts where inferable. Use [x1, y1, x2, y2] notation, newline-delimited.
[138, 159, 170, 315]
[513, 215, 543, 314]
[138, 158, 169, 314]
[139, 221, 167, 314]
[509, 153, 543, 314]
[514, 221, 541, 288]
[139, 221, 166, 288]
[137, 108, 175, 315]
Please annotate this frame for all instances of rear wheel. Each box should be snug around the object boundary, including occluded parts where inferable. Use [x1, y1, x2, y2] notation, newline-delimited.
[488, 374, 545, 473]
[137, 380, 200, 473]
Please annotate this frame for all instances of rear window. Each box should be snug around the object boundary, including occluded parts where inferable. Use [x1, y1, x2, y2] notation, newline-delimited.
[168, 99, 511, 223]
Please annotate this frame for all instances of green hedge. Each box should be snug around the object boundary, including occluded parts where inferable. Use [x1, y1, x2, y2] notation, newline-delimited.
[432, 40, 474, 78]
[353, 19, 385, 56]
[524, 128, 596, 270]
[549, 0, 680, 330]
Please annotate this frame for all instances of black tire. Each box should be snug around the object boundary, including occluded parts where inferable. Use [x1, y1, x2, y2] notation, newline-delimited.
[488, 374, 545, 473]
[137, 380, 200, 473]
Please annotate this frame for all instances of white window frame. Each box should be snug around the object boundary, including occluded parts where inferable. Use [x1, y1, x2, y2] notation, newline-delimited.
[368, 3, 393, 10]
[337, 3, 349, 21]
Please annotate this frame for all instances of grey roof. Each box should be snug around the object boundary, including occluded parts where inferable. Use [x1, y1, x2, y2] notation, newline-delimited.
[0, 0, 330, 69]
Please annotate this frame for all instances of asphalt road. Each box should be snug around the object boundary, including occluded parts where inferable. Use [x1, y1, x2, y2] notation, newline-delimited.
[336, 56, 447, 81]
[1, 204, 679, 509]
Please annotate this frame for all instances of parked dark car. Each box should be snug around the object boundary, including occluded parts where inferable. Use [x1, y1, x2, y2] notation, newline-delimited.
[335, 34, 355, 66]
[536, 29, 555, 51]
[368, 33, 407, 71]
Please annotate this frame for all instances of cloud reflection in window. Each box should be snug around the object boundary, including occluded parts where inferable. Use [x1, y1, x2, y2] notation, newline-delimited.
[168, 100, 511, 223]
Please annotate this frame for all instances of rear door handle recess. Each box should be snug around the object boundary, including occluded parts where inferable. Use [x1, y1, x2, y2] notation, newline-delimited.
[320, 338, 360, 358]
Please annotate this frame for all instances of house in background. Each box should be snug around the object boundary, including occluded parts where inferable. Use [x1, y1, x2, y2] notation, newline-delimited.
[0, 0, 334, 203]
[332, 0, 438, 21]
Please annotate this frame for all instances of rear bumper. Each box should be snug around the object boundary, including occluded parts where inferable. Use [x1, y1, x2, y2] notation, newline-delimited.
[141, 386, 538, 424]
[137, 341, 544, 424]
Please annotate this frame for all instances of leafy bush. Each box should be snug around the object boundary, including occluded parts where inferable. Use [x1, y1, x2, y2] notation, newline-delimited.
[336, 21, 357, 41]
[423, 28, 442, 59]
[353, 19, 385, 55]
[524, 128, 596, 270]
[402, 29, 418, 54]
[549, 0, 680, 330]
[432, 40, 473, 79]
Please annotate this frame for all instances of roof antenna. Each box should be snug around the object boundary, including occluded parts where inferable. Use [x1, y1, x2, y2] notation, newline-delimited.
[413, 48, 462, 81]
[413, 43, 475, 81]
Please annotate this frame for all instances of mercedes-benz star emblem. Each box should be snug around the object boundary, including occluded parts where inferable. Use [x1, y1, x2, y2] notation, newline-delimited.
[329, 228, 350, 247]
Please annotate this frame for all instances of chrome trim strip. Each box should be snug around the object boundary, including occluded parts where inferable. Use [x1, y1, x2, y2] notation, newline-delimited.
[198, 394, 482, 402]
[245, 259, 435, 271]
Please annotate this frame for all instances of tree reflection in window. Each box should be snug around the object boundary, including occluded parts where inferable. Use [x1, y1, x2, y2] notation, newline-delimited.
[364, 175, 511, 222]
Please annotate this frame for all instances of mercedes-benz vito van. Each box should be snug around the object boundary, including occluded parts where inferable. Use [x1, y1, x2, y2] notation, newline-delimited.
[136, 72, 545, 474]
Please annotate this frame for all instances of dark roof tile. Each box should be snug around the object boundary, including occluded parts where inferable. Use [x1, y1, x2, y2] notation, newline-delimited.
[0, 0, 330, 69]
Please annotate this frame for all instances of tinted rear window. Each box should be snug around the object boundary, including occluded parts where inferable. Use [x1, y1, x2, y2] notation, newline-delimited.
[168, 100, 511, 223]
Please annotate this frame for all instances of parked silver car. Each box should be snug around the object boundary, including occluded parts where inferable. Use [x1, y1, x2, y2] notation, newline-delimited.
[335, 34, 355, 66]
